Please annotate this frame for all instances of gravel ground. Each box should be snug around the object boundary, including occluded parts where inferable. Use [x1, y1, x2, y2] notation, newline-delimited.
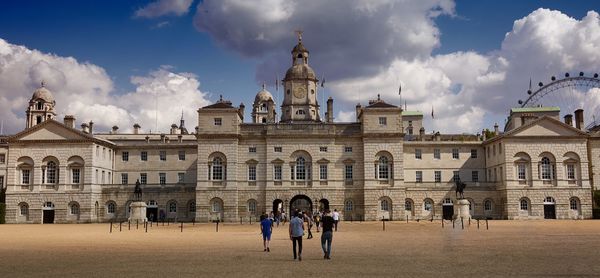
[1, 220, 599, 277]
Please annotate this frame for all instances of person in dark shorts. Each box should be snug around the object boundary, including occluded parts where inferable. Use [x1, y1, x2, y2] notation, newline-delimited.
[320, 209, 335, 260]
[260, 214, 273, 252]
[289, 210, 305, 261]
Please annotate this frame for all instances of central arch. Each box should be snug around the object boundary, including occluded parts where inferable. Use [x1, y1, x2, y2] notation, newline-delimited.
[273, 199, 283, 216]
[290, 195, 312, 215]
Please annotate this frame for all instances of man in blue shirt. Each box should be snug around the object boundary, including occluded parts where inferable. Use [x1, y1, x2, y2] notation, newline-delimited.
[260, 214, 273, 252]
[289, 210, 305, 261]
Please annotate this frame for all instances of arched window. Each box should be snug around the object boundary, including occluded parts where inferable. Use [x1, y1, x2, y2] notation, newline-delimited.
[69, 202, 80, 215]
[295, 157, 306, 180]
[37, 102, 43, 110]
[484, 199, 492, 212]
[211, 199, 222, 212]
[46, 161, 57, 184]
[540, 157, 553, 180]
[380, 199, 390, 211]
[520, 198, 529, 211]
[107, 202, 116, 214]
[212, 157, 224, 180]
[424, 199, 433, 211]
[405, 199, 413, 211]
[248, 199, 257, 214]
[569, 198, 579, 211]
[168, 201, 177, 213]
[261, 103, 267, 112]
[377, 156, 389, 180]
[345, 200, 354, 211]
[19, 203, 29, 216]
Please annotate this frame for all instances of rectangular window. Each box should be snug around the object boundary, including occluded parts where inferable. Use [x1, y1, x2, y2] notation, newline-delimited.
[319, 164, 328, 180]
[415, 149, 422, 160]
[434, 171, 441, 183]
[452, 149, 459, 159]
[122, 151, 129, 162]
[273, 165, 282, 181]
[178, 172, 185, 183]
[320, 146, 328, 152]
[0, 154, 5, 164]
[159, 173, 166, 185]
[178, 151, 186, 161]
[517, 164, 526, 180]
[121, 173, 128, 185]
[72, 169, 80, 184]
[101, 171, 105, 184]
[499, 167, 503, 181]
[140, 173, 147, 184]
[214, 118, 222, 126]
[499, 143, 502, 154]
[248, 147, 256, 153]
[0, 176, 3, 188]
[344, 146, 353, 153]
[141, 151, 148, 161]
[248, 165, 256, 181]
[345, 165, 353, 180]
[566, 164, 575, 180]
[159, 151, 167, 161]
[472, 171, 479, 182]
[22, 169, 30, 184]
[453, 171, 460, 182]
[416, 171, 423, 183]
[434, 149, 440, 160]
[470, 149, 477, 159]
[379, 117, 387, 125]
[103, 148, 106, 160]
[274, 147, 282, 152]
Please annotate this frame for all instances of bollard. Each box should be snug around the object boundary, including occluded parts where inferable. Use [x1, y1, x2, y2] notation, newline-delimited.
[469, 218, 471, 226]
[250, 216, 252, 225]
[406, 215, 409, 223]
[461, 217, 464, 230]
[150, 221, 152, 228]
[452, 219, 455, 229]
[145, 222, 148, 233]
[382, 218, 385, 231]
[477, 219, 480, 229]
[181, 222, 183, 233]
[350, 215, 353, 223]
[120, 221, 122, 232]
[128, 220, 131, 230]
[216, 221, 219, 232]
[486, 219, 488, 230]
[110, 221, 113, 233]
[240, 217, 242, 225]
[442, 219, 444, 228]
[136, 220, 139, 230]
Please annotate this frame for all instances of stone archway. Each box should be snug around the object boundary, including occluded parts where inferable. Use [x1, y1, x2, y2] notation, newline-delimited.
[318, 199, 329, 212]
[290, 195, 312, 215]
[273, 199, 283, 216]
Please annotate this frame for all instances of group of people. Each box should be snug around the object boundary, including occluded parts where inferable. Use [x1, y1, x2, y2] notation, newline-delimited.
[259, 209, 340, 261]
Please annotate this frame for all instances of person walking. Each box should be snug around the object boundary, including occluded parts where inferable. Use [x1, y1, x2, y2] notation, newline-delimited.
[321, 209, 335, 260]
[289, 210, 305, 261]
[303, 211, 313, 239]
[332, 209, 340, 231]
[314, 211, 321, 232]
[260, 214, 273, 252]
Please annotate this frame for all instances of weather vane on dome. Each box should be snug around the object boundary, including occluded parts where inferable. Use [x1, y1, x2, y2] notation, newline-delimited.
[295, 29, 303, 42]
[41, 80, 46, 87]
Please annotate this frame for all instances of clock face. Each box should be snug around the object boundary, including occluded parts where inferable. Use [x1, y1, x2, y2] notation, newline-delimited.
[293, 86, 306, 99]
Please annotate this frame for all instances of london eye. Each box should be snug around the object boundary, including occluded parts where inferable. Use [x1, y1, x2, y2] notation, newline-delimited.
[518, 72, 600, 130]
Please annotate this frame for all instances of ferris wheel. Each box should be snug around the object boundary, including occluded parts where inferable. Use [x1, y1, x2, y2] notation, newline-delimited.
[518, 72, 600, 130]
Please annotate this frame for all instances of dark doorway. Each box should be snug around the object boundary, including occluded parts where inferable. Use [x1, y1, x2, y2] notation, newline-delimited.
[273, 199, 283, 216]
[147, 208, 158, 222]
[318, 199, 329, 212]
[290, 195, 312, 215]
[544, 205, 556, 219]
[442, 205, 453, 220]
[43, 210, 55, 224]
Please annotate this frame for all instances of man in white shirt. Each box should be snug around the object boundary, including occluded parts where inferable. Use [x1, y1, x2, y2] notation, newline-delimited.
[332, 209, 340, 231]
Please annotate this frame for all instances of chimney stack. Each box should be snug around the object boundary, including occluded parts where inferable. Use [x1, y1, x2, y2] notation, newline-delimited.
[482, 129, 487, 141]
[327, 97, 334, 123]
[355, 104, 362, 122]
[494, 123, 499, 135]
[133, 123, 141, 134]
[63, 115, 75, 129]
[170, 124, 179, 135]
[239, 103, 245, 122]
[111, 126, 119, 134]
[88, 121, 94, 134]
[81, 122, 89, 134]
[564, 114, 573, 127]
[574, 109, 584, 130]
[160, 133, 166, 143]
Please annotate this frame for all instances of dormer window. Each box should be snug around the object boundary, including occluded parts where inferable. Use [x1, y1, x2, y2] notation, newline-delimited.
[37, 102, 42, 110]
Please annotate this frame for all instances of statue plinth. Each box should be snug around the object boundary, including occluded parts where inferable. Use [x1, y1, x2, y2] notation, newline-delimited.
[454, 199, 471, 220]
[129, 201, 147, 223]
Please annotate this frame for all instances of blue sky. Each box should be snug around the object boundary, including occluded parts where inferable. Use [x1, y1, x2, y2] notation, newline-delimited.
[0, 0, 599, 134]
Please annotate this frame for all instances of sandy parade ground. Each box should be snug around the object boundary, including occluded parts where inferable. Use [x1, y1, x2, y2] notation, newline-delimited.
[1, 220, 600, 277]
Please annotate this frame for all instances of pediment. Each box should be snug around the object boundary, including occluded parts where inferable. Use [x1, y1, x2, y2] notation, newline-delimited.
[507, 117, 585, 137]
[10, 120, 94, 142]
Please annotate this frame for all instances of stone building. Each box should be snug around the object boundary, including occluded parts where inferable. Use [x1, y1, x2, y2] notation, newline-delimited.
[0, 37, 595, 223]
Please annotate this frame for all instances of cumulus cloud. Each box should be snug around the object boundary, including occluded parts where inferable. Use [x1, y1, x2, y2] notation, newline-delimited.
[0, 39, 210, 135]
[135, 0, 193, 18]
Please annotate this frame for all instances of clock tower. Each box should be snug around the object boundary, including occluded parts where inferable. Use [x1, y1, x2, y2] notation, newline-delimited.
[281, 32, 321, 122]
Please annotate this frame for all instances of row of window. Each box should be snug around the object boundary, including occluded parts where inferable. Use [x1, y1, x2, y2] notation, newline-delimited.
[19, 163, 84, 185]
[249, 146, 353, 153]
[18, 202, 80, 216]
[414, 148, 477, 160]
[518, 197, 581, 212]
[413, 170, 479, 183]
[486, 143, 502, 158]
[95, 146, 112, 161]
[377, 198, 494, 212]
[122, 150, 186, 162]
[121, 172, 186, 185]
[105, 200, 196, 215]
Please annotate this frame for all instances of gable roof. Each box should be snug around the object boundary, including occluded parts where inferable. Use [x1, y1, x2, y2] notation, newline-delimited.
[487, 116, 587, 143]
[8, 119, 115, 146]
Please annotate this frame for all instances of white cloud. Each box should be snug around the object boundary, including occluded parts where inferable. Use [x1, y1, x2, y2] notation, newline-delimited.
[135, 0, 193, 18]
[0, 39, 211, 135]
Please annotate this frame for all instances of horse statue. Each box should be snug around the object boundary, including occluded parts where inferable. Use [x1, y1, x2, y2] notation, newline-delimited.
[133, 179, 143, 201]
[455, 177, 467, 199]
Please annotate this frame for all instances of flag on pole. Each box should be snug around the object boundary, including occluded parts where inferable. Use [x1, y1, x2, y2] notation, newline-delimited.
[321, 76, 325, 88]
[399, 84, 402, 95]
[528, 77, 532, 91]
[275, 74, 279, 91]
[431, 106, 435, 119]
